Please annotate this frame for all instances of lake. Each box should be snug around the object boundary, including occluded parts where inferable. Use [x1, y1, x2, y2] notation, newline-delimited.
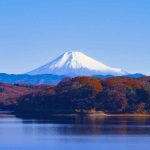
[0, 111, 150, 150]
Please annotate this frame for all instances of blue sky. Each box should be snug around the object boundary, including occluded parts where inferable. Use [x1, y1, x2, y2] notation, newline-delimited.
[0, 0, 150, 75]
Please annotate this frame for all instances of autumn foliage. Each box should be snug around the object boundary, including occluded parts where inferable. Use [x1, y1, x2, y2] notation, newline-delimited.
[0, 76, 150, 115]
[0, 83, 54, 108]
[102, 77, 144, 89]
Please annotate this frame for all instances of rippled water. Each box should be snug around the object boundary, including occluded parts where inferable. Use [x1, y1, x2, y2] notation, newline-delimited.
[0, 111, 150, 150]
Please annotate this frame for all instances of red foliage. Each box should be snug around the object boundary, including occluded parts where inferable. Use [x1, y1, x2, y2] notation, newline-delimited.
[73, 76, 102, 92]
[102, 77, 143, 89]
[57, 76, 102, 93]
[0, 83, 55, 106]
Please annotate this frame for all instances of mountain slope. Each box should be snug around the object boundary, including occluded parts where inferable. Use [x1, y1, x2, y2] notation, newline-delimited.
[0, 73, 65, 85]
[28, 51, 128, 76]
[0, 82, 54, 109]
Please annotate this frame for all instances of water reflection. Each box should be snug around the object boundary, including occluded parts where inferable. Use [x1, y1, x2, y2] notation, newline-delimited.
[1, 111, 150, 150]
[20, 115, 150, 136]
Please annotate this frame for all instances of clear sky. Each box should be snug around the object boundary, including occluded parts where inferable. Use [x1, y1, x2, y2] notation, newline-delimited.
[0, 0, 150, 75]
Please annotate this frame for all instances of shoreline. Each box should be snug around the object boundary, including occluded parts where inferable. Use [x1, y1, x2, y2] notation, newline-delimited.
[13, 112, 150, 118]
[107, 114, 150, 117]
[48, 113, 150, 117]
[1, 110, 150, 118]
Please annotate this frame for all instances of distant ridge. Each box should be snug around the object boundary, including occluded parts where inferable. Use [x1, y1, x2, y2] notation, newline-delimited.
[0, 73, 65, 85]
[0, 73, 145, 85]
[125, 73, 145, 78]
[93, 73, 145, 79]
[28, 51, 128, 76]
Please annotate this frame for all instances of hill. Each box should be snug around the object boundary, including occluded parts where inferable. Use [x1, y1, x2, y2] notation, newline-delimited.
[14, 76, 150, 116]
[0, 82, 54, 109]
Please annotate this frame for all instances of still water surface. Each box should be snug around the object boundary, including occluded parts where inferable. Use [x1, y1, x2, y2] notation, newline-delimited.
[0, 111, 150, 150]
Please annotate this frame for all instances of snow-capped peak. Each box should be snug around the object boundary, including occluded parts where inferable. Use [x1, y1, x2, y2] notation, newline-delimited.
[28, 51, 128, 76]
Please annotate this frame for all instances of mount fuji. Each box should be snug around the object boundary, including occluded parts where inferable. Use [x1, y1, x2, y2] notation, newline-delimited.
[28, 51, 128, 76]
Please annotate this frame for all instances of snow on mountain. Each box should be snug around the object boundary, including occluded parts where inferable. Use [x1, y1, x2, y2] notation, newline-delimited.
[28, 51, 128, 76]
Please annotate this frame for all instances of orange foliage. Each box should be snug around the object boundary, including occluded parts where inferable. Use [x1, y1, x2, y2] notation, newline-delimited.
[102, 77, 143, 89]
[72, 76, 102, 93]
[0, 83, 55, 106]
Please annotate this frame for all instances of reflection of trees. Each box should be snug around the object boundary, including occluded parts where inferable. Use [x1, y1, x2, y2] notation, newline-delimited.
[21, 116, 150, 136]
